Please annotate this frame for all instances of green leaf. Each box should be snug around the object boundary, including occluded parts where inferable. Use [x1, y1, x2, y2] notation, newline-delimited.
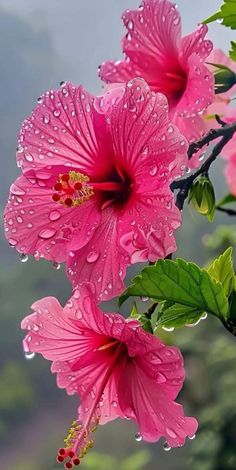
[119, 258, 229, 319]
[203, 1, 236, 29]
[156, 302, 204, 329]
[229, 41, 236, 61]
[216, 193, 236, 207]
[207, 247, 235, 296]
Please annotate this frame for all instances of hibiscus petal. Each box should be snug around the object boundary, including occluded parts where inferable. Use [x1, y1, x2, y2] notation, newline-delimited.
[119, 362, 198, 446]
[16, 83, 104, 174]
[119, 190, 181, 262]
[67, 209, 128, 300]
[21, 296, 104, 361]
[4, 174, 101, 261]
[177, 54, 214, 117]
[109, 77, 186, 170]
[122, 0, 181, 66]
[181, 24, 212, 62]
[98, 60, 136, 84]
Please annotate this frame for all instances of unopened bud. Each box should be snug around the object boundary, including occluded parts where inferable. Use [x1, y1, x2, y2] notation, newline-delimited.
[209, 62, 236, 94]
[188, 175, 215, 221]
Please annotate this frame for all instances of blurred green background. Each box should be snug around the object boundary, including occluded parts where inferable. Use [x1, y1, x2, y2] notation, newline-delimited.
[0, 1, 236, 469]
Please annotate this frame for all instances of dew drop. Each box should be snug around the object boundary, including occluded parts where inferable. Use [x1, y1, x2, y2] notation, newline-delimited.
[201, 313, 208, 320]
[33, 324, 39, 332]
[135, 432, 142, 442]
[162, 326, 174, 332]
[25, 154, 33, 162]
[39, 228, 56, 239]
[53, 109, 61, 118]
[49, 210, 61, 221]
[37, 96, 43, 104]
[25, 351, 35, 360]
[86, 251, 99, 263]
[43, 114, 50, 124]
[140, 296, 149, 302]
[127, 19, 134, 30]
[188, 434, 196, 440]
[157, 372, 167, 383]
[20, 253, 28, 263]
[163, 442, 171, 451]
[150, 165, 157, 176]
[112, 401, 118, 408]
[53, 262, 61, 270]
[17, 145, 24, 153]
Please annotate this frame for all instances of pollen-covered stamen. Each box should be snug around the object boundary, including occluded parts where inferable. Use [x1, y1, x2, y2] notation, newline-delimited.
[52, 171, 94, 208]
[56, 343, 124, 467]
[56, 418, 98, 468]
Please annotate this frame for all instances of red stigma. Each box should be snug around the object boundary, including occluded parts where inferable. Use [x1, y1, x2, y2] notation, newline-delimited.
[52, 194, 61, 202]
[56, 447, 80, 468]
[74, 182, 82, 191]
[58, 448, 66, 456]
[64, 197, 73, 206]
[65, 463, 73, 469]
[54, 182, 63, 191]
[73, 459, 80, 466]
[61, 174, 70, 182]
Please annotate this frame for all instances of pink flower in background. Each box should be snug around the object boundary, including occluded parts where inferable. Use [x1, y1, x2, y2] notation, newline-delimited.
[204, 49, 236, 128]
[4, 79, 187, 300]
[21, 284, 198, 467]
[99, 0, 214, 160]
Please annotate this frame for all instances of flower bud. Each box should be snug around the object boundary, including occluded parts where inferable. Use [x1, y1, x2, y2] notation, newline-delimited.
[210, 62, 236, 94]
[188, 175, 215, 221]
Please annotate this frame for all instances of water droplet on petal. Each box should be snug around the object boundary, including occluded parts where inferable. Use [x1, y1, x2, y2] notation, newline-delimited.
[53, 261, 61, 270]
[163, 442, 171, 451]
[150, 165, 157, 176]
[43, 114, 50, 124]
[157, 373, 167, 383]
[20, 253, 28, 263]
[25, 351, 35, 360]
[33, 324, 39, 332]
[86, 251, 100, 263]
[135, 432, 142, 442]
[127, 20, 134, 30]
[112, 401, 118, 408]
[53, 109, 61, 118]
[140, 296, 149, 302]
[49, 210, 61, 221]
[188, 434, 196, 440]
[39, 228, 56, 239]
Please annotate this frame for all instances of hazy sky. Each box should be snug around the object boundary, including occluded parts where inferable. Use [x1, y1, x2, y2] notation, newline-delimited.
[0, 0, 233, 263]
[0, 0, 233, 92]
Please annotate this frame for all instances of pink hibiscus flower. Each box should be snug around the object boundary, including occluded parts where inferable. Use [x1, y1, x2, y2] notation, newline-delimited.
[4, 79, 187, 300]
[21, 284, 198, 468]
[204, 49, 236, 128]
[99, 0, 214, 158]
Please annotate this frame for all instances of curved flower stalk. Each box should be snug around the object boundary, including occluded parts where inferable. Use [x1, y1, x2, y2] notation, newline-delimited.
[21, 284, 198, 468]
[4, 78, 187, 301]
[99, 0, 214, 162]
